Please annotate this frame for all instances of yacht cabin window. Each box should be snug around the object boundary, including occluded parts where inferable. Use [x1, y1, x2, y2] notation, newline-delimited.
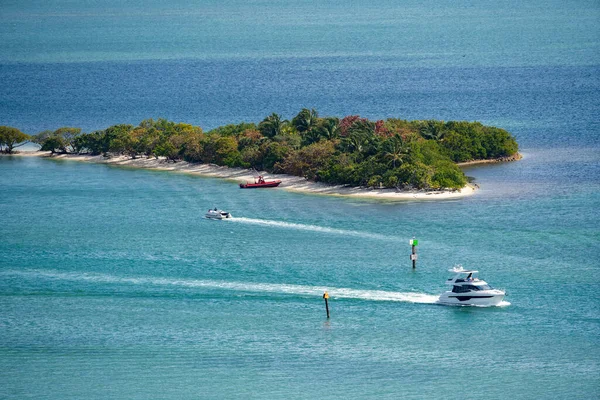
[452, 284, 492, 293]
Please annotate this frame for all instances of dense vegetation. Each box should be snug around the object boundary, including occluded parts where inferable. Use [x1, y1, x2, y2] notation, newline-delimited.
[22, 110, 518, 190]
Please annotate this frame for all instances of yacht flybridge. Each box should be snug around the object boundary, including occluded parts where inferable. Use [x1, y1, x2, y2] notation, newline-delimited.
[438, 266, 505, 306]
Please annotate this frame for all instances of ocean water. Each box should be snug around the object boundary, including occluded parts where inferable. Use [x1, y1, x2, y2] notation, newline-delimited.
[1, 1, 599, 399]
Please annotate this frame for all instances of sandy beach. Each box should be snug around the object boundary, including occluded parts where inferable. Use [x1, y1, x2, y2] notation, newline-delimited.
[9, 151, 477, 200]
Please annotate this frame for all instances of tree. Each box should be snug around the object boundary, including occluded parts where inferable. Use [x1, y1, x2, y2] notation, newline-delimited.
[153, 139, 179, 162]
[104, 124, 134, 156]
[71, 131, 105, 155]
[317, 117, 340, 141]
[481, 126, 519, 158]
[240, 145, 262, 169]
[383, 134, 408, 168]
[214, 136, 242, 166]
[342, 129, 372, 155]
[339, 115, 364, 136]
[292, 108, 319, 133]
[301, 128, 322, 146]
[260, 141, 290, 171]
[276, 141, 335, 180]
[374, 120, 391, 137]
[258, 113, 286, 138]
[0, 126, 30, 154]
[439, 131, 472, 162]
[208, 122, 256, 137]
[418, 120, 446, 141]
[54, 127, 82, 153]
[33, 129, 66, 154]
[38, 136, 65, 154]
[431, 160, 467, 189]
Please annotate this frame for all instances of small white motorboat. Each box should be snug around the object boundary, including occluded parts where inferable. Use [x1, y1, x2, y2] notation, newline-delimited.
[205, 208, 231, 220]
[438, 266, 505, 306]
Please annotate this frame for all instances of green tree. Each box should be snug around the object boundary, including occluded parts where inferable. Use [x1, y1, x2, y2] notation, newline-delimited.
[214, 136, 242, 167]
[418, 120, 446, 141]
[260, 141, 291, 171]
[208, 122, 257, 137]
[276, 141, 335, 180]
[292, 108, 319, 133]
[0, 126, 30, 154]
[72, 131, 105, 155]
[37, 136, 65, 154]
[54, 127, 82, 153]
[104, 125, 134, 155]
[343, 130, 371, 154]
[481, 126, 519, 158]
[317, 117, 341, 140]
[237, 129, 263, 150]
[382, 134, 408, 168]
[301, 128, 322, 146]
[258, 113, 286, 138]
[431, 161, 467, 189]
[33, 129, 67, 153]
[240, 145, 262, 169]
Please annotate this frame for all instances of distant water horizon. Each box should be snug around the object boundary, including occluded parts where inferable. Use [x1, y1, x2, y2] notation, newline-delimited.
[1, 0, 598, 66]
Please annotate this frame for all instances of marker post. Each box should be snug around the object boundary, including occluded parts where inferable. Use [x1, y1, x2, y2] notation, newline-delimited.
[410, 238, 418, 268]
[323, 292, 330, 318]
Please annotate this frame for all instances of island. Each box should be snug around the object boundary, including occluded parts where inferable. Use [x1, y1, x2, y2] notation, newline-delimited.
[1, 109, 520, 199]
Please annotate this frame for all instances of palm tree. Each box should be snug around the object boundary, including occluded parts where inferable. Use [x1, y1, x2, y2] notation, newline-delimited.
[343, 130, 370, 154]
[258, 113, 286, 138]
[292, 108, 319, 133]
[419, 120, 446, 141]
[302, 129, 322, 146]
[383, 134, 409, 168]
[317, 117, 340, 140]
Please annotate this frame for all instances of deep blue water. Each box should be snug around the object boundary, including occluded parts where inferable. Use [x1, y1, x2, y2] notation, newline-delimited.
[1, 0, 599, 399]
[1, 60, 599, 152]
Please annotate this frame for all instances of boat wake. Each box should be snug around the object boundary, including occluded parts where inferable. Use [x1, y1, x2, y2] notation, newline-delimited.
[5, 269, 438, 304]
[435, 300, 511, 308]
[228, 217, 396, 242]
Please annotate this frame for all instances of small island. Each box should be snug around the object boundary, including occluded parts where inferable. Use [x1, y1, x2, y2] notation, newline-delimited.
[1, 110, 519, 198]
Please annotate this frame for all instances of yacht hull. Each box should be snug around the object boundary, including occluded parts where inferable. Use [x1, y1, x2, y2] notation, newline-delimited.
[205, 211, 231, 220]
[438, 291, 505, 306]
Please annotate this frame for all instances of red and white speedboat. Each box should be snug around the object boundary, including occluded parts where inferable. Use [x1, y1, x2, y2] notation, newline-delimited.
[239, 176, 282, 189]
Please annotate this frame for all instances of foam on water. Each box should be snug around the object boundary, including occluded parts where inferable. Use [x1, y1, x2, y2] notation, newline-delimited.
[229, 217, 397, 242]
[5, 269, 439, 304]
[10, 270, 512, 308]
[435, 300, 512, 308]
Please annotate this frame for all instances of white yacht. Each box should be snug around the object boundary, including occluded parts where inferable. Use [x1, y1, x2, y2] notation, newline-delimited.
[438, 266, 505, 306]
[205, 208, 231, 220]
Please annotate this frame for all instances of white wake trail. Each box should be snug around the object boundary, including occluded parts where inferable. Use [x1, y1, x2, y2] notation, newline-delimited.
[6, 270, 439, 304]
[229, 217, 396, 242]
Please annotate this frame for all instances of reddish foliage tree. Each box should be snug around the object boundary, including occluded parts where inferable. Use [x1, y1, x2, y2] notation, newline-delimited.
[339, 115, 370, 137]
[374, 120, 392, 137]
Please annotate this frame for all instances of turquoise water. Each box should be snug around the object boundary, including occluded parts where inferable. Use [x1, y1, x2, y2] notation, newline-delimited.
[1, 153, 599, 399]
[1, 0, 600, 399]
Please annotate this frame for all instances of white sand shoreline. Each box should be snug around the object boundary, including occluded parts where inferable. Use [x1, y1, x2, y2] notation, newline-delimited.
[8, 151, 477, 201]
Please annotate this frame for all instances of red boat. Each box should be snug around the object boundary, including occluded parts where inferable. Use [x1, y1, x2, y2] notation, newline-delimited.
[239, 176, 282, 189]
